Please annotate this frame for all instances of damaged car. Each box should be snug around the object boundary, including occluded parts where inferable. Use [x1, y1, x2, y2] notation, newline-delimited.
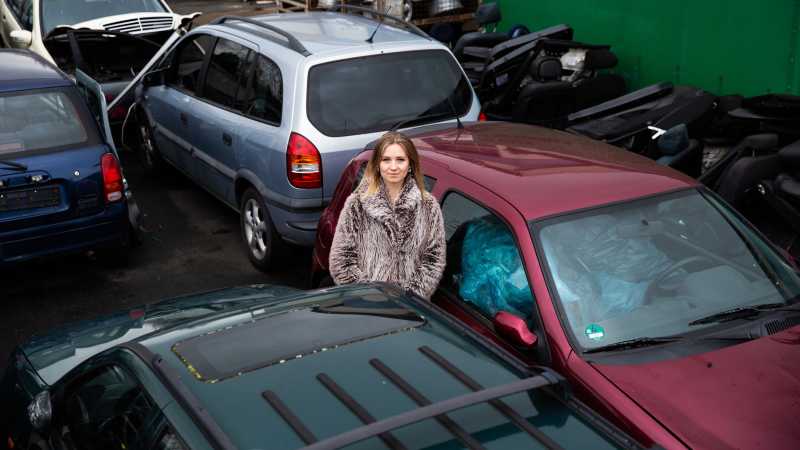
[0, 0, 197, 123]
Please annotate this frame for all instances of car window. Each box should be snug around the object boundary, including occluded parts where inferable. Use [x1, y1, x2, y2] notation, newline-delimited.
[536, 190, 800, 350]
[308, 50, 472, 137]
[17, 0, 32, 30]
[41, 0, 167, 36]
[440, 192, 535, 321]
[152, 426, 187, 450]
[201, 38, 251, 108]
[0, 88, 94, 156]
[55, 364, 159, 450]
[237, 54, 283, 124]
[171, 34, 215, 95]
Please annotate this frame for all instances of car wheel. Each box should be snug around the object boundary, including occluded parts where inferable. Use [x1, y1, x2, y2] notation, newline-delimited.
[138, 117, 165, 174]
[240, 188, 281, 271]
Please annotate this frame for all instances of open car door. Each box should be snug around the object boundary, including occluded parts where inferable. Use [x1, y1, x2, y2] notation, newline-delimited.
[75, 69, 142, 237]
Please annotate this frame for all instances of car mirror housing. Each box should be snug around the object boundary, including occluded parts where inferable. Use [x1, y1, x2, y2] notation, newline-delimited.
[493, 311, 537, 348]
[27, 390, 52, 430]
[10, 30, 33, 48]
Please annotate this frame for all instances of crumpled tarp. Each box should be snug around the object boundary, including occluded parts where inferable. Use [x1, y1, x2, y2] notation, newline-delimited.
[541, 213, 672, 323]
[459, 216, 533, 319]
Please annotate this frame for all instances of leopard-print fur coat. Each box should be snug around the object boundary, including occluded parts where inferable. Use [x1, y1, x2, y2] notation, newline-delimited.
[329, 177, 446, 299]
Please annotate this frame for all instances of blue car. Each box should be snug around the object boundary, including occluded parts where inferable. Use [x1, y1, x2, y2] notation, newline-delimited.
[0, 49, 137, 265]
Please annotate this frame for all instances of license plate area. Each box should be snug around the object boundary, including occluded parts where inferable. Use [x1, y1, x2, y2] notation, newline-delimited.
[0, 186, 61, 212]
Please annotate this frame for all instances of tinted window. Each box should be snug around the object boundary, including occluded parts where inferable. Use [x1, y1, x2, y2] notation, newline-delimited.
[56, 365, 159, 450]
[16, 0, 32, 30]
[0, 89, 93, 156]
[41, 0, 167, 35]
[172, 34, 215, 95]
[238, 54, 283, 124]
[308, 50, 472, 136]
[440, 193, 534, 321]
[202, 39, 250, 108]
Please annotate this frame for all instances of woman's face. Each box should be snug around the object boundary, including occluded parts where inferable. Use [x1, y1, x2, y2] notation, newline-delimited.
[379, 143, 410, 186]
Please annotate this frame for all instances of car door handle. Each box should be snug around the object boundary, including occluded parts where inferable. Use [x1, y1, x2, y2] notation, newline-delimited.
[222, 133, 232, 146]
[179, 112, 188, 125]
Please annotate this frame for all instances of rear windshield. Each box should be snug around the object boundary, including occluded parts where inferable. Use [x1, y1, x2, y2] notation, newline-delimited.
[41, 0, 168, 35]
[0, 88, 98, 157]
[307, 50, 472, 137]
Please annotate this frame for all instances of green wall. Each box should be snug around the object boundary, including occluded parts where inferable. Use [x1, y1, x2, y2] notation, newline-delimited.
[492, 0, 800, 96]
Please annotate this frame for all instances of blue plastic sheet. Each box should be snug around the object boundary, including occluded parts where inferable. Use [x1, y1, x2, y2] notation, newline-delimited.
[459, 216, 533, 319]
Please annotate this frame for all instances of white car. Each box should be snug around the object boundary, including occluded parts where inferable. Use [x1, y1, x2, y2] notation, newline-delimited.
[1, 0, 188, 64]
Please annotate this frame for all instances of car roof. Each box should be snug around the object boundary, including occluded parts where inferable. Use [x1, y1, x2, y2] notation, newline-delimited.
[0, 49, 72, 93]
[210, 12, 432, 58]
[404, 121, 699, 220]
[138, 284, 624, 449]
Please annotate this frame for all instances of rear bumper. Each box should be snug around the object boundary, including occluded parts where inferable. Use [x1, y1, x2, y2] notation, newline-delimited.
[0, 203, 129, 264]
[267, 203, 321, 247]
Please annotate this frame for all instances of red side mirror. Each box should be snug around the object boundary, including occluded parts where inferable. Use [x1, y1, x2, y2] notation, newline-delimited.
[493, 311, 537, 348]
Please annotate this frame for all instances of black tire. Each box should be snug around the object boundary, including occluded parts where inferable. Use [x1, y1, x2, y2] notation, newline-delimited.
[240, 188, 282, 272]
[137, 115, 165, 175]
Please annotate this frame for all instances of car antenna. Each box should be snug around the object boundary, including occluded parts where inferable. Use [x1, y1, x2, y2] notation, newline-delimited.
[366, 5, 392, 43]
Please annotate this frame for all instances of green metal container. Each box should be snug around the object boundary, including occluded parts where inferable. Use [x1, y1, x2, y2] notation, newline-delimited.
[492, 0, 800, 96]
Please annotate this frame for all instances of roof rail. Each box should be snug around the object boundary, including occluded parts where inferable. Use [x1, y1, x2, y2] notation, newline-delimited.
[325, 4, 430, 41]
[210, 16, 311, 56]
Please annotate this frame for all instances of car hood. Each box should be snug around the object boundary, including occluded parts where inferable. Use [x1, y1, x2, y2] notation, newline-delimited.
[20, 284, 300, 385]
[593, 326, 800, 449]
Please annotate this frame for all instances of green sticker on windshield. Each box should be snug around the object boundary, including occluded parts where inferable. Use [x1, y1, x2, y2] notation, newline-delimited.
[585, 324, 605, 341]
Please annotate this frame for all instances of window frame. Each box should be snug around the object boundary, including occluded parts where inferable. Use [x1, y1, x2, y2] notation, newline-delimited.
[437, 189, 550, 364]
[167, 33, 217, 97]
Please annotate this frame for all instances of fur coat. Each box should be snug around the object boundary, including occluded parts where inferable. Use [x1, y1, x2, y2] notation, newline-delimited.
[329, 176, 446, 299]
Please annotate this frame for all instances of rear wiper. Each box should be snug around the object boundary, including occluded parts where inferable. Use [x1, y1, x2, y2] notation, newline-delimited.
[0, 159, 27, 171]
[688, 302, 795, 326]
[391, 111, 454, 131]
[583, 336, 682, 354]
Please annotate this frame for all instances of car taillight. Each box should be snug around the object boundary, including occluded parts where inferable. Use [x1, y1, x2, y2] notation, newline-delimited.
[105, 92, 126, 121]
[287, 132, 322, 189]
[479, 111, 488, 121]
[101, 153, 124, 202]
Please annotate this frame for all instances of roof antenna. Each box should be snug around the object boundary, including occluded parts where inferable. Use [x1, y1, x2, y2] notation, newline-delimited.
[366, 4, 392, 43]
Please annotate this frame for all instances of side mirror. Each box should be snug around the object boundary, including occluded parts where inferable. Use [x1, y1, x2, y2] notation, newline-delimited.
[493, 311, 537, 348]
[143, 65, 170, 87]
[10, 30, 33, 48]
[27, 390, 52, 430]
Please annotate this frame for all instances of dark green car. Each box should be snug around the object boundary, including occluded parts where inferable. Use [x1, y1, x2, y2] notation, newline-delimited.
[2, 283, 644, 450]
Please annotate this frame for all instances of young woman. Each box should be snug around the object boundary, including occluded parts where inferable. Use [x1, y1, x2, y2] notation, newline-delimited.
[329, 131, 446, 299]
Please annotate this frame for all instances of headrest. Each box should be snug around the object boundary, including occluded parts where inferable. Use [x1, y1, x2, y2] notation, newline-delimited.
[583, 49, 618, 70]
[529, 57, 562, 81]
[475, 3, 501, 26]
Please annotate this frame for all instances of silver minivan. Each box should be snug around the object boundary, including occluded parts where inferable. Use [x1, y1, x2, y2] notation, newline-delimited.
[136, 10, 480, 270]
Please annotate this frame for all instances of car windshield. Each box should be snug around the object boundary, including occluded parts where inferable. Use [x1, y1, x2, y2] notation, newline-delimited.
[307, 49, 472, 137]
[0, 88, 91, 156]
[535, 189, 800, 351]
[41, 0, 168, 35]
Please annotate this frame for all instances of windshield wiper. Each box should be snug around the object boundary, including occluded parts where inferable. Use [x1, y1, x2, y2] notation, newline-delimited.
[688, 302, 796, 326]
[0, 159, 27, 171]
[583, 336, 682, 354]
[390, 111, 454, 131]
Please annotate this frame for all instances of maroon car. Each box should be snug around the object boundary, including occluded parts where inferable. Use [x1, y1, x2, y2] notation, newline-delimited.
[311, 121, 800, 449]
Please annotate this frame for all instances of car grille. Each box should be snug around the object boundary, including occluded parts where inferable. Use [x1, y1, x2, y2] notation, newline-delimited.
[0, 186, 60, 212]
[103, 16, 174, 33]
[764, 316, 800, 335]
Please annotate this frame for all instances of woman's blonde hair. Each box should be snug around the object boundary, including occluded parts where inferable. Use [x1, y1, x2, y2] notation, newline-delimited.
[363, 131, 426, 197]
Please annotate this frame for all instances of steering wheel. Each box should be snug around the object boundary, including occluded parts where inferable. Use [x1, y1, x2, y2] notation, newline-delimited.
[644, 256, 718, 303]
